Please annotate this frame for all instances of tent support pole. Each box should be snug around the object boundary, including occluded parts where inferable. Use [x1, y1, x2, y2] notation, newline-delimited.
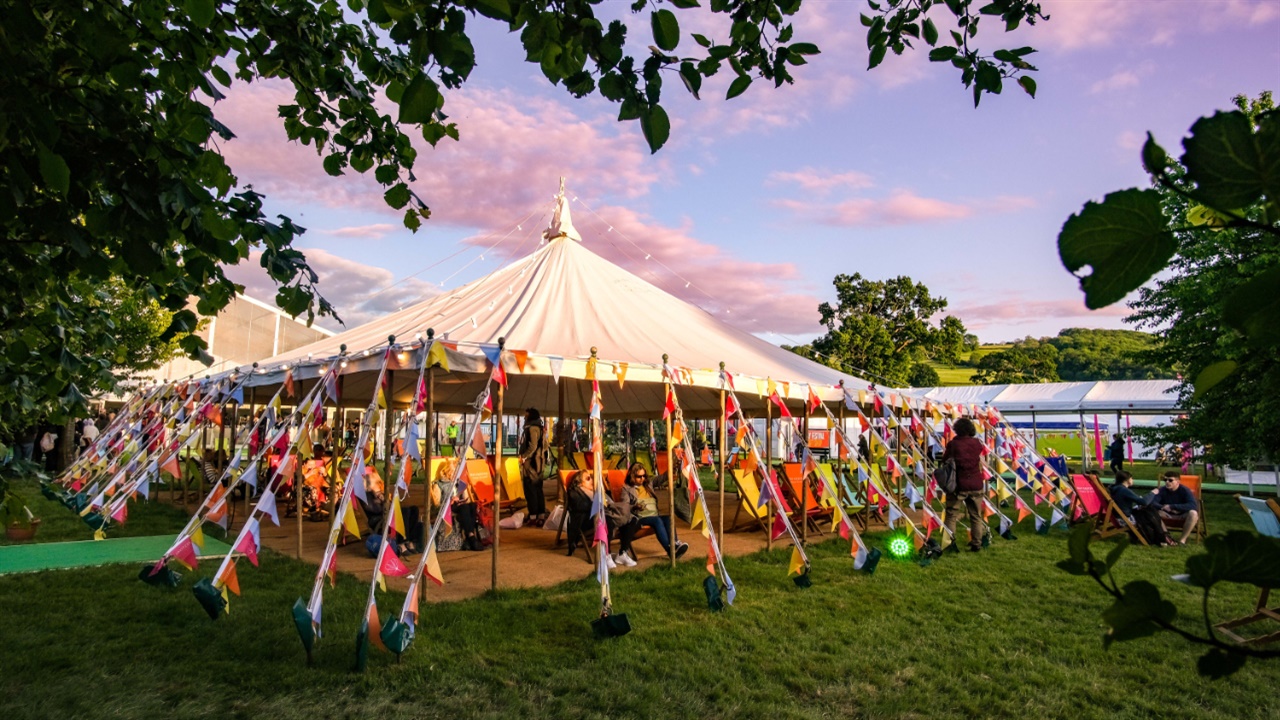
[895, 402, 904, 502]
[1078, 412, 1088, 469]
[492, 338, 505, 590]
[718, 362, 727, 545]
[837, 397, 846, 511]
[295, 448, 303, 558]
[663, 354, 675, 568]
[424, 331, 436, 530]
[382, 369, 395, 481]
[766, 395, 773, 552]
[1030, 411, 1038, 457]
[557, 379, 566, 507]
[800, 399, 809, 546]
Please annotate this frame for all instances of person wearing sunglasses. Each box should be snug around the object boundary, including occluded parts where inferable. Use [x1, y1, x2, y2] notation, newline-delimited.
[622, 462, 688, 559]
[1153, 471, 1199, 545]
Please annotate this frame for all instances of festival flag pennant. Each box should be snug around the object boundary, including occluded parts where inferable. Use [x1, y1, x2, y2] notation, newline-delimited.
[284, 369, 296, 398]
[982, 499, 997, 520]
[593, 516, 609, 546]
[258, 489, 280, 526]
[390, 494, 407, 538]
[1034, 515, 1048, 534]
[426, 341, 450, 371]
[769, 391, 792, 419]
[584, 354, 597, 381]
[1050, 507, 1067, 528]
[379, 546, 410, 578]
[171, 536, 199, 570]
[1015, 497, 1031, 523]
[548, 356, 563, 384]
[350, 456, 369, 504]
[807, 386, 821, 414]
[217, 560, 242, 596]
[235, 518, 261, 567]
[110, 502, 127, 524]
[441, 498, 453, 530]
[691, 500, 707, 533]
[366, 602, 388, 653]
[425, 546, 444, 586]
[999, 513, 1013, 537]
[787, 546, 806, 577]
[886, 504, 902, 530]
[770, 513, 787, 541]
[161, 454, 181, 480]
[402, 581, 421, 625]
[663, 388, 676, 420]
[325, 371, 340, 404]
[614, 362, 627, 388]
[343, 502, 362, 539]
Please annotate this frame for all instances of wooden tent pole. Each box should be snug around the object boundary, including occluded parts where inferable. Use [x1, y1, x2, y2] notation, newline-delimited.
[766, 392, 773, 552]
[492, 338, 505, 590]
[663, 354, 675, 567]
[424, 329, 436, 530]
[718, 362, 727, 545]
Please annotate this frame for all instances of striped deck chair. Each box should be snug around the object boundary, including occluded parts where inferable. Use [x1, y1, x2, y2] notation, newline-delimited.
[729, 468, 769, 532]
[1214, 495, 1280, 645]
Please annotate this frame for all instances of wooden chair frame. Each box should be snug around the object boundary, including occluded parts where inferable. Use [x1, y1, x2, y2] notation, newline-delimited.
[1085, 474, 1149, 547]
[1214, 496, 1280, 645]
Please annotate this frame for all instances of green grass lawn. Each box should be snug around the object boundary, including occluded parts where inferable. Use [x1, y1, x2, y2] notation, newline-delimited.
[1, 477, 1277, 719]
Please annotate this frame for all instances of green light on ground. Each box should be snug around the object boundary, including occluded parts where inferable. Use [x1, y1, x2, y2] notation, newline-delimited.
[888, 536, 912, 559]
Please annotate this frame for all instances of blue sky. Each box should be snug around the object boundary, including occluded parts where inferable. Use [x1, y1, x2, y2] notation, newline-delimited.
[219, 0, 1280, 345]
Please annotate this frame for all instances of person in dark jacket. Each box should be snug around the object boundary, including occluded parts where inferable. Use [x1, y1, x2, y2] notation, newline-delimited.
[1110, 471, 1167, 545]
[941, 417, 988, 552]
[1154, 471, 1199, 545]
[1109, 434, 1126, 475]
[518, 408, 550, 525]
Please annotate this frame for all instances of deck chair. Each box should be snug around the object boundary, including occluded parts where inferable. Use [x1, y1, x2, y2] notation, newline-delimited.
[1086, 474, 1148, 546]
[1213, 496, 1280, 645]
[553, 470, 579, 549]
[1068, 474, 1105, 523]
[572, 452, 589, 471]
[655, 451, 670, 479]
[607, 454, 623, 470]
[729, 468, 769, 533]
[781, 463, 830, 535]
[635, 453, 655, 475]
[1160, 475, 1207, 543]
[499, 457, 525, 504]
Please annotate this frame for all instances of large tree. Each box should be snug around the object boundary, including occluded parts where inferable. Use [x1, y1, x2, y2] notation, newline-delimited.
[1044, 328, 1172, 381]
[2, 0, 1047, 428]
[801, 273, 968, 387]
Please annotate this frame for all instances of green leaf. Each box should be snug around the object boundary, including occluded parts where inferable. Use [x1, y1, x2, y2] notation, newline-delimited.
[1193, 360, 1238, 399]
[1221, 265, 1280, 347]
[678, 62, 701, 100]
[1058, 188, 1176, 309]
[384, 183, 411, 210]
[1100, 580, 1177, 648]
[399, 73, 440, 125]
[726, 74, 751, 100]
[652, 10, 680, 52]
[868, 44, 887, 70]
[210, 65, 232, 88]
[669, 0, 700, 8]
[692, 33, 711, 48]
[640, 104, 670, 154]
[1181, 110, 1280, 210]
[1197, 648, 1248, 680]
[322, 154, 345, 177]
[36, 145, 70, 195]
[923, 18, 938, 46]
[1017, 75, 1036, 99]
[928, 46, 957, 62]
[185, 0, 216, 28]
[1141, 133, 1167, 176]
[789, 42, 819, 56]
[470, 0, 511, 21]
[1185, 531, 1280, 589]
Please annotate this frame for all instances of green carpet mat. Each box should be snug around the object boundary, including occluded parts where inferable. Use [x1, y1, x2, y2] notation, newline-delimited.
[0, 535, 233, 575]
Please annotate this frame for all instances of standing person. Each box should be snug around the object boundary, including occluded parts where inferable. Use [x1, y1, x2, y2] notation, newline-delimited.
[941, 417, 989, 552]
[1154, 471, 1200, 545]
[622, 462, 688, 559]
[517, 408, 550, 526]
[446, 419, 460, 454]
[1109, 434, 1126, 475]
[79, 418, 99, 454]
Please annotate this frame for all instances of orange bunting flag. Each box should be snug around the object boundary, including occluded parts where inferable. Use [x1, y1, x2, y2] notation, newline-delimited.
[326, 552, 338, 588]
[403, 582, 420, 624]
[615, 362, 628, 388]
[1016, 498, 1031, 523]
[512, 349, 529, 373]
[284, 369, 296, 398]
[807, 386, 821, 414]
[161, 455, 181, 480]
[368, 603, 388, 653]
[217, 561, 241, 596]
[706, 540, 718, 576]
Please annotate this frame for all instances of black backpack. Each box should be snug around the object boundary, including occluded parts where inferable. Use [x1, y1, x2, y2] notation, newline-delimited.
[932, 458, 957, 496]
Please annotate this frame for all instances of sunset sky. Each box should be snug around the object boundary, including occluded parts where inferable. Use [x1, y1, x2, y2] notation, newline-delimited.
[220, 0, 1280, 346]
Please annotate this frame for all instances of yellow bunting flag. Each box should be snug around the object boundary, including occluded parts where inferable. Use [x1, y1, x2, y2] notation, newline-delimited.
[426, 341, 450, 371]
[391, 495, 406, 539]
[767, 378, 777, 397]
[671, 422, 684, 446]
[691, 500, 706, 532]
[755, 379, 766, 397]
[997, 483, 1013, 501]
[425, 546, 444, 586]
[780, 381, 790, 398]
[615, 362, 628, 389]
[343, 502, 362, 540]
[788, 547, 805, 577]
[191, 526, 206, 550]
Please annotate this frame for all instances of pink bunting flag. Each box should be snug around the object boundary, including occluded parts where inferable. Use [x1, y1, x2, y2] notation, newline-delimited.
[170, 536, 199, 570]
[379, 547, 410, 578]
[111, 503, 127, 524]
[770, 513, 787, 541]
[234, 518, 261, 567]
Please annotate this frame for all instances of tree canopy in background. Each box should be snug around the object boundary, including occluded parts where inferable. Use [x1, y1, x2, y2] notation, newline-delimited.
[1046, 328, 1172, 381]
[969, 336, 1059, 384]
[1122, 94, 1279, 467]
[0, 0, 1047, 431]
[791, 273, 968, 387]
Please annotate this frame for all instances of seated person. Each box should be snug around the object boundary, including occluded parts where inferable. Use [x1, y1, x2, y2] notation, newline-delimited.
[301, 444, 330, 517]
[604, 480, 639, 567]
[431, 458, 481, 551]
[1109, 471, 1167, 545]
[622, 462, 688, 559]
[565, 470, 597, 557]
[1154, 471, 1200, 545]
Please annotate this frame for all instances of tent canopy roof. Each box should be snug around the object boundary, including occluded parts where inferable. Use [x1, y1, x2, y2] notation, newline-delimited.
[912, 380, 1182, 415]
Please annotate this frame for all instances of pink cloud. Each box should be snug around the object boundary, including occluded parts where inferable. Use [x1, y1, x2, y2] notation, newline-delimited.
[216, 82, 661, 228]
[322, 224, 398, 239]
[767, 168, 875, 195]
[776, 190, 973, 227]
[951, 296, 1128, 331]
[1035, 0, 1278, 51]
[224, 249, 443, 332]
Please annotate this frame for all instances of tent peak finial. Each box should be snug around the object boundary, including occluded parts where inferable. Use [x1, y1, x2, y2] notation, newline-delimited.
[543, 178, 582, 243]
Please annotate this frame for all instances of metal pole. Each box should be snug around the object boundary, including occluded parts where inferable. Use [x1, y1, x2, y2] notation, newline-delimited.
[247, 385, 258, 518]
[837, 393, 846, 510]
[800, 395, 809, 546]
[718, 362, 727, 545]
[1079, 412, 1088, 469]
[492, 338, 505, 590]
[766, 392, 773, 552]
[557, 378, 566, 507]
[663, 353, 675, 567]
[1031, 410, 1038, 457]
[295, 444, 303, 558]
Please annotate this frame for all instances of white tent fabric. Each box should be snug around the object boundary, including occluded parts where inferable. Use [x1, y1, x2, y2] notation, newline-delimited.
[241, 189, 866, 417]
[912, 380, 1182, 415]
